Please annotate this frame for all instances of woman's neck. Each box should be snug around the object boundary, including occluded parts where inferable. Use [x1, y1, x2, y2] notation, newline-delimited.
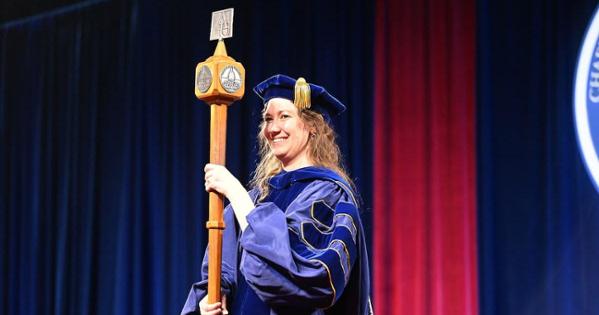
[281, 155, 313, 171]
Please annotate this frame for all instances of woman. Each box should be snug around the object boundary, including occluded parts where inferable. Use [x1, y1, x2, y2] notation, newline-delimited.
[182, 74, 371, 315]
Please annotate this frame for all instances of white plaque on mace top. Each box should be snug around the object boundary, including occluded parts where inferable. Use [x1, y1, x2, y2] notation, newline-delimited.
[210, 8, 234, 41]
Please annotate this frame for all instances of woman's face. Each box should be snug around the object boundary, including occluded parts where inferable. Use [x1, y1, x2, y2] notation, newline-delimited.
[263, 98, 312, 169]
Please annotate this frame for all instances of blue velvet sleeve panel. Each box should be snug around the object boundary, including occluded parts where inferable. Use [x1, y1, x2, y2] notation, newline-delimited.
[181, 204, 242, 315]
[239, 180, 360, 310]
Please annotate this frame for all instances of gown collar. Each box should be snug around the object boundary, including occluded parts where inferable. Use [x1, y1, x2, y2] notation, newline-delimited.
[268, 166, 345, 189]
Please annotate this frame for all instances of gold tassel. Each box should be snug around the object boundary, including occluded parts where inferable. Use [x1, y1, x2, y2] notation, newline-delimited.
[294, 77, 311, 110]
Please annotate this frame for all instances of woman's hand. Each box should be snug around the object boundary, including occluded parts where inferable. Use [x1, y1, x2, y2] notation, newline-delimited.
[199, 294, 228, 315]
[204, 163, 243, 199]
[204, 163, 254, 230]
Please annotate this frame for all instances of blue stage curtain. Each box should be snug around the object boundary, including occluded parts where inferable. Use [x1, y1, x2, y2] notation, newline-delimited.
[477, 0, 599, 314]
[0, 1, 373, 314]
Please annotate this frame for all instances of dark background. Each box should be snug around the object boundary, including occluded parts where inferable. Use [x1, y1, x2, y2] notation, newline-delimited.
[478, 0, 599, 314]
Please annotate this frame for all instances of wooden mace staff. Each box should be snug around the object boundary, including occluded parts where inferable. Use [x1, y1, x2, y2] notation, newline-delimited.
[195, 39, 245, 304]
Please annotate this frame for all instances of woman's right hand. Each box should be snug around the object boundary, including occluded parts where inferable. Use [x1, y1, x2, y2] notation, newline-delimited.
[199, 294, 228, 315]
[204, 163, 254, 230]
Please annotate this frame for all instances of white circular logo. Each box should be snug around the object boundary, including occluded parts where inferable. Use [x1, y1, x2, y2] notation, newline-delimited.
[220, 65, 242, 93]
[575, 5, 599, 192]
[196, 65, 212, 93]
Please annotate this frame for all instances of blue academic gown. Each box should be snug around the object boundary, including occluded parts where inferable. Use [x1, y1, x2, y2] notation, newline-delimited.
[181, 166, 371, 315]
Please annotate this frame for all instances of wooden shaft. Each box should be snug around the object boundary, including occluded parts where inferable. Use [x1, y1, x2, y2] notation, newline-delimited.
[207, 104, 227, 304]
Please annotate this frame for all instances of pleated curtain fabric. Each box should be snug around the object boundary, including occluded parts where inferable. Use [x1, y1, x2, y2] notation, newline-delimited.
[373, 0, 478, 314]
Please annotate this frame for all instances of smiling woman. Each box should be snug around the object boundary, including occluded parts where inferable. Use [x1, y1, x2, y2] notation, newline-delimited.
[261, 98, 312, 171]
[182, 74, 372, 315]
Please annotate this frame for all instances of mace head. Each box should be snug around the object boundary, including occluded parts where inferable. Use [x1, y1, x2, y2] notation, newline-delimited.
[195, 40, 245, 105]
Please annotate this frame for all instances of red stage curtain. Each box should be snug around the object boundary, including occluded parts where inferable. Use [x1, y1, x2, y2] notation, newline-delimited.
[373, 0, 477, 314]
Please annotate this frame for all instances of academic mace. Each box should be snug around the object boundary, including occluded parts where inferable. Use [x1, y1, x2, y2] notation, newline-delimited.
[195, 38, 245, 304]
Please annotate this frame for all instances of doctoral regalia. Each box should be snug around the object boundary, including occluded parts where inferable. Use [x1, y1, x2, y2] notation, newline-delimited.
[182, 166, 371, 314]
